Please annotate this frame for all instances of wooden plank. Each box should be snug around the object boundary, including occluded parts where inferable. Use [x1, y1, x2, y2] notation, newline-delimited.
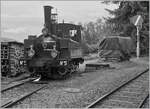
[86, 63, 110, 70]
[86, 63, 110, 67]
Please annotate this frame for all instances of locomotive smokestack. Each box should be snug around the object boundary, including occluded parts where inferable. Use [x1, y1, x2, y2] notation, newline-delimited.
[44, 6, 53, 33]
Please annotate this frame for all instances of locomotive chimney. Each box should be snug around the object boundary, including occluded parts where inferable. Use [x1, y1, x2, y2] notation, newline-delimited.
[44, 6, 53, 34]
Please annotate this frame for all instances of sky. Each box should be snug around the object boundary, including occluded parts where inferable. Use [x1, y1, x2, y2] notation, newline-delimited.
[1, 1, 118, 42]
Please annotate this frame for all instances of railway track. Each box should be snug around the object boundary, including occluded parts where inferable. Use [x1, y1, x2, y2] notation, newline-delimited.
[1, 78, 47, 108]
[86, 68, 149, 108]
[142, 94, 149, 108]
[1, 77, 36, 92]
[138, 94, 149, 108]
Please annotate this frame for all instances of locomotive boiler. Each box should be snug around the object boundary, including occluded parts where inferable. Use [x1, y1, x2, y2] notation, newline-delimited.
[24, 6, 84, 79]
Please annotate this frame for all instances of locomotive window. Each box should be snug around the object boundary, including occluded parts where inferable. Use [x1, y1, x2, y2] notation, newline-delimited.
[69, 30, 77, 37]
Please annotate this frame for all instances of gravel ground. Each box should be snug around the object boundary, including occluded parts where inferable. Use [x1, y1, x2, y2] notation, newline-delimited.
[60, 66, 148, 108]
[2, 57, 149, 108]
[1, 82, 44, 106]
[95, 71, 149, 108]
[1, 73, 30, 88]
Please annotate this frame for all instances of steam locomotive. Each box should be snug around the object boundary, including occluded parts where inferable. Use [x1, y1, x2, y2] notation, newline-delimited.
[24, 6, 84, 79]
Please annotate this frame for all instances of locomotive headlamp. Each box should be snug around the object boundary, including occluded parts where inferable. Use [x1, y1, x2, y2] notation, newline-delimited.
[42, 43, 47, 49]
[51, 50, 57, 58]
[28, 45, 35, 57]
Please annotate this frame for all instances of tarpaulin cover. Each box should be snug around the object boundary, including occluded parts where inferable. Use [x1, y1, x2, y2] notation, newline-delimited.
[99, 36, 135, 58]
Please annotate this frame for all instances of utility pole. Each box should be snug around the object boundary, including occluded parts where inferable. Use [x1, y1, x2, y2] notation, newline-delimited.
[136, 26, 140, 59]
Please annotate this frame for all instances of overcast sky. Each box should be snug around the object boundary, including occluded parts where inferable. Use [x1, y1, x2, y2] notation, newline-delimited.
[1, 1, 118, 42]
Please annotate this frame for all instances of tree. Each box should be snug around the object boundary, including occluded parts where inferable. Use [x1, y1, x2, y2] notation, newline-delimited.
[81, 17, 116, 45]
[103, 1, 149, 54]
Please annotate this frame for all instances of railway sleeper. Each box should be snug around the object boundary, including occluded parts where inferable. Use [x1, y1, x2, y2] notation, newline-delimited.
[112, 91, 145, 98]
[99, 99, 136, 108]
[107, 97, 141, 105]
[119, 88, 147, 94]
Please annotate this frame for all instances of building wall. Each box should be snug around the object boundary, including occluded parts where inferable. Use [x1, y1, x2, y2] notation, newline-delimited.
[1, 42, 25, 76]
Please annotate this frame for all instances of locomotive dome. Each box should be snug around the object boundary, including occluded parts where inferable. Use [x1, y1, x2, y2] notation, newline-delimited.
[42, 27, 49, 33]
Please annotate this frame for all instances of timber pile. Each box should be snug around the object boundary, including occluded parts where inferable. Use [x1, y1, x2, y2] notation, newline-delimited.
[1, 41, 26, 77]
[1, 43, 9, 76]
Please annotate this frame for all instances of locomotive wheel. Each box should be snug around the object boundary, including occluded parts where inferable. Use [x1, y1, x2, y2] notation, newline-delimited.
[57, 67, 68, 76]
[70, 64, 79, 73]
[51, 67, 69, 79]
[29, 68, 37, 77]
[29, 68, 46, 79]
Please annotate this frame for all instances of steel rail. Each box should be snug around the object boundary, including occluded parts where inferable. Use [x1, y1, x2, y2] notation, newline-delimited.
[1, 85, 46, 108]
[86, 68, 149, 108]
[1, 78, 36, 93]
[138, 94, 149, 108]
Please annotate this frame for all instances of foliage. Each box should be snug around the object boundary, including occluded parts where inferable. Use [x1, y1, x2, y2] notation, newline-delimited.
[103, 1, 149, 54]
[80, 18, 117, 54]
[80, 1, 149, 54]
[81, 19, 115, 44]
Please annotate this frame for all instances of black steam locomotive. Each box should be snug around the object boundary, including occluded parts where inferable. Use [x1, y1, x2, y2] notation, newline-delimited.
[24, 6, 84, 79]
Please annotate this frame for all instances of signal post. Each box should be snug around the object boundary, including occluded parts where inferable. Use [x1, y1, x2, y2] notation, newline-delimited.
[130, 15, 143, 59]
